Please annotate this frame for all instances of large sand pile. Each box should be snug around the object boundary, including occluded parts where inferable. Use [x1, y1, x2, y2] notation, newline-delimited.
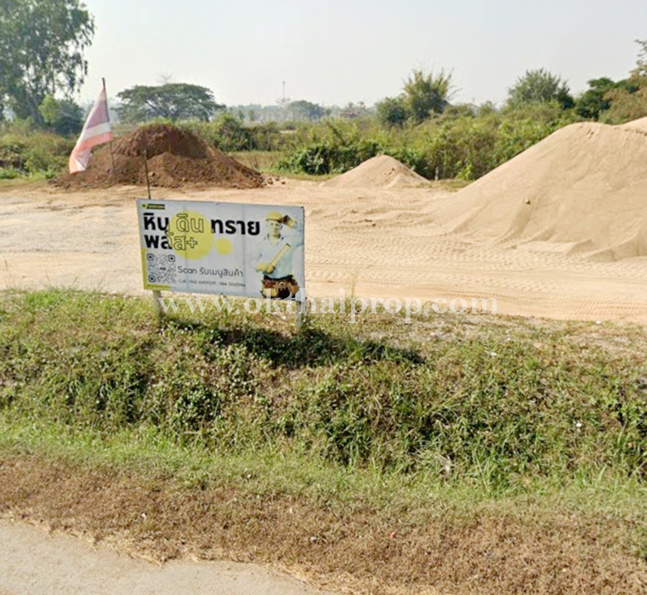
[323, 155, 429, 189]
[623, 117, 647, 133]
[54, 124, 264, 190]
[435, 121, 647, 261]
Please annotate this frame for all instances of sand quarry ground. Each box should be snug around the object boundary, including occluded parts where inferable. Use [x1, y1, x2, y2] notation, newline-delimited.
[2, 161, 647, 324]
[4, 119, 647, 323]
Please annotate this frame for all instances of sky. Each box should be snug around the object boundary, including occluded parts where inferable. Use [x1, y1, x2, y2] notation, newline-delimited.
[80, 0, 647, 107]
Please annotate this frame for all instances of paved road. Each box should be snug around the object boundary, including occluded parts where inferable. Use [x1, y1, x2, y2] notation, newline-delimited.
[0, 519, 334, 595]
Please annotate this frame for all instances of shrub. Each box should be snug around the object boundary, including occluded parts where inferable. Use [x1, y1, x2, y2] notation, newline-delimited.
[0, 123, 74, 178]
[277, 106, 578, 180]
[278, 140, 381, 175]
[184, 115, 285, 152]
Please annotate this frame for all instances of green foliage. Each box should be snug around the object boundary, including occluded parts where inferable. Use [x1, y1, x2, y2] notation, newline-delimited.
[576, 78, 619, 120]
[117, 83, 225, 123]
[376, 96, 409, 128]
[183, 115, 284, 152]
[441, 103, 478, 119]
[39, 95, 84, 136]
[374, 68, 453, 127]
[276, 68, 582, 180]
[278, 139, 380, 175]
[599, 87, 647, 124]
[633, 39, 647, 81]
[204, 113, 253, 151]
[0, 0, 94, 123]
[507, 68, 574, 110]
[279, 105, 576, 180]
[338, 102, 370, 119]
[595, 40, 647, 124]
[476, 101, 498, 116]
[414, 118, 498, 179]
[276, 118, 385, 175]
[287, 100, 325, 121]
[1, 290, 646, 487]
[575, 78, 641, 121]
[403, 68, 453, 122]
[0, 121, 74, 177]
[0, 167, 20, 179]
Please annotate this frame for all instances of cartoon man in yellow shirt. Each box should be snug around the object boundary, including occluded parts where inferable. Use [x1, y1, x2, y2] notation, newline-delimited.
[255, 211, 303, 299]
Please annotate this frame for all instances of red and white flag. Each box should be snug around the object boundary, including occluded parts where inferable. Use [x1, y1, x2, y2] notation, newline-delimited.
[69, 84, 114, 174]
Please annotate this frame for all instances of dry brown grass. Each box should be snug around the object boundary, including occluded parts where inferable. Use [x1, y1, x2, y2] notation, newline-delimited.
[1, 454, 645, 595]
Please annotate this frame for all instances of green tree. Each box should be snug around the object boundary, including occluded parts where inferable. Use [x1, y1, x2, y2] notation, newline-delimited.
[576, 78, 638, 120]
[633, 39, 647, 81]
[376, 96, 409, 127]
[116, 83, 225, 123]
[0, 0, 94, 123]
[39, 95, 84, 135]
[339, 102, 369, 119]
[576, 78, 616, 119]
[507, 69, 574, 110]
[288, 100, 325, 121]
[596, 40, 647, 124]
[402, 69, 453, 123]
[600, 87, 647, 123]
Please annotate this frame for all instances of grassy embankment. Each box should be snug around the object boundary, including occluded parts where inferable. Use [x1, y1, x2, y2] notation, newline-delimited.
[1, 289, 646, 594]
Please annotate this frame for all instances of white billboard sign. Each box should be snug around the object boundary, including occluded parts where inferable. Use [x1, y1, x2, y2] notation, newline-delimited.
[137, 199, 305, 299]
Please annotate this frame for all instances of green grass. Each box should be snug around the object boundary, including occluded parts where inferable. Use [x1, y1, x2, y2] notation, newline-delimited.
[1, 289, 646, 491]
[228, 150, 338, 180]
[2, 415, 646, 511]
[0, 127, 74, 179]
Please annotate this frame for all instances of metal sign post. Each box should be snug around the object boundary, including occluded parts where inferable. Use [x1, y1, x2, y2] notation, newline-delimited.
[139, 151, 164, 319]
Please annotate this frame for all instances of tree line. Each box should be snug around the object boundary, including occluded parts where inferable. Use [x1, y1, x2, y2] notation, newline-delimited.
[1, 0, 646, 136]
[376, 43, 647, 128]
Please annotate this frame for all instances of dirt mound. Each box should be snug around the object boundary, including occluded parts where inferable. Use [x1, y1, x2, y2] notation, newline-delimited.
[54, 124, 264, 190]
[322, 155, 428, 189]
[434, 122, 647, 261]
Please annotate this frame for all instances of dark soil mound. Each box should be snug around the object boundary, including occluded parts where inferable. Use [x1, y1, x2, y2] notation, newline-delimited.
[54, 123, 264, 190]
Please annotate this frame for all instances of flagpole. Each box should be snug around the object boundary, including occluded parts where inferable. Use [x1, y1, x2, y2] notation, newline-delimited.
[142, 150, 152, 201]
[102, 77, 116, 179]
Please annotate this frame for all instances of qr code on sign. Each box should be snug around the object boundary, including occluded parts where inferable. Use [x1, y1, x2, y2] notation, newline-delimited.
[146, 253, 177, 285]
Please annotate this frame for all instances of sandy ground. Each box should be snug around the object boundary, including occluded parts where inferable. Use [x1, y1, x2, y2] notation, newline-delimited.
[0, 518, 334, 595]
[2, 180, 647, 322]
